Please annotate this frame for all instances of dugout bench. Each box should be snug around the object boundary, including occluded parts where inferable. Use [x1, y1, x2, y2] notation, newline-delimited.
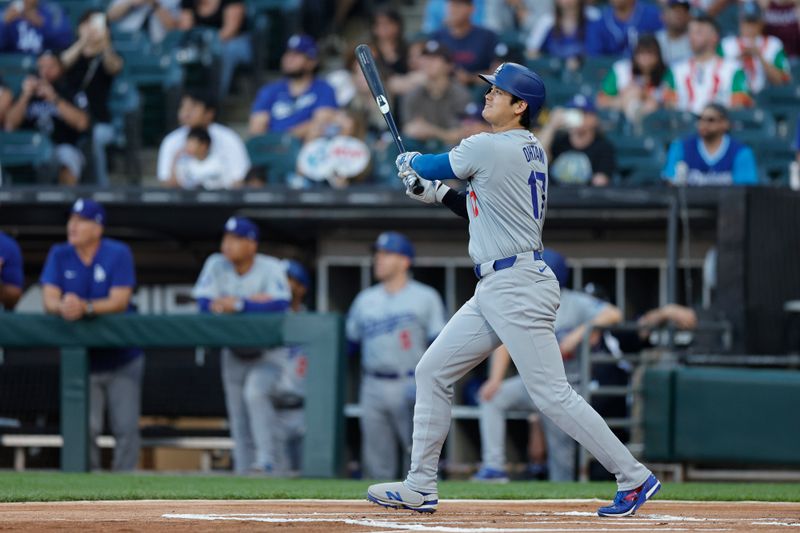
[0, 314, 345, 476]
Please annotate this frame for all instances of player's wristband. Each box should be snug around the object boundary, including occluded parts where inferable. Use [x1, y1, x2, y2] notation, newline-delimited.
[434, 181, 451, 204]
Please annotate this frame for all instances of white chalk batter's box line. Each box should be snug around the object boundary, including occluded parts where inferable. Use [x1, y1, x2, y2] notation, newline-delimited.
[162, 509, 800, 531]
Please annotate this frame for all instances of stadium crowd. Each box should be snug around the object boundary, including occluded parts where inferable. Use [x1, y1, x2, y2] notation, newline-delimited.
[0, 0, 798, 188]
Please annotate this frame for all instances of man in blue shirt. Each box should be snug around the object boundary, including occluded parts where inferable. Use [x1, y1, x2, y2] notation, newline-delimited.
[192, 216, 292, 474]
[0, 232, 24, 310]
[0, 0, 73, 55]
[248, 34, 338, 141]
[40, 198, 142, 471]
[585, 0, 663, 57]
[662, 103, 758, 185]
[430, 0, 498, 86]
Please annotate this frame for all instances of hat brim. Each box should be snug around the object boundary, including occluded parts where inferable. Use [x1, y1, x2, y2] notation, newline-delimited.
[478, 74, 496, 86]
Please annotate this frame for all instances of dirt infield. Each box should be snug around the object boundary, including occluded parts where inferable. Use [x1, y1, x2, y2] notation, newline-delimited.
[1, 499, 798, 532]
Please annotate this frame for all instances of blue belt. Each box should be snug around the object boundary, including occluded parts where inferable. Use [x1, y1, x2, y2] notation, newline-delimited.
[364, 369, 415, 379]
[474, 250, 544, 280]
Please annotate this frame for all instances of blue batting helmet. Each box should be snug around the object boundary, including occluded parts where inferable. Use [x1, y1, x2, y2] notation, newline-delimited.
[479, 62, 546, 117]
[542, 249, 568, 288]
[373, 231, 415, 260]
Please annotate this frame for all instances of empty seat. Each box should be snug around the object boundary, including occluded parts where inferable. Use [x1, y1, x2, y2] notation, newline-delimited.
[246, 133, 302, 184]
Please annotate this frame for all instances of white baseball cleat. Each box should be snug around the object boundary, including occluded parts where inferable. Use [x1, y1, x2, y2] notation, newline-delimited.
[367, 481, 438, 513]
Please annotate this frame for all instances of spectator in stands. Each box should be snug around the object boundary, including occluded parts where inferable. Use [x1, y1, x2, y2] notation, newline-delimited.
[720, 2, 792, 95]
[430, 0, 499, 86]
[41, 198, 143, 471]
[539, 94, 617, 186]
[192, 216, 291, 474]
[655, 0, 692, 66]
[107, 0, 180, 44]
[0, 231, 23, 311]
[158, 90, 250, 186]
[483, 0, 547, 35]
[4, 51, 90, 185]
[662, 103, 758, 185]
[473, 249, 622, 483]
[272, 259, 311, 476]
[526, 0, 597, 68]
[762, 0, 800, 58]
[400, 41, 473, 148]
[585, 0, 662, 57]
[0, 77, 12, 125]
[168, 126, 235, 189]
[369, 8, 426, 98]
[0, 0, 72, 55]
[61, 10, 123, 187]
[663, 14, 752, 114]
[178, 0, 251, 99]
[422, 0, 488, 33]
[597, 35, 667, 125]
[249, 35, 339, 142]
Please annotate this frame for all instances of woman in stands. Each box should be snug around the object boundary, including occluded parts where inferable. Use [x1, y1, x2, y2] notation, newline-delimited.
[525, 0, 598, 70]
[597, 35, 668, 126]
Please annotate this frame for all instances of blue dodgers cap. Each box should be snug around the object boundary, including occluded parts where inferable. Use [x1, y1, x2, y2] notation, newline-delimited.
[286, 34, 318, 59]
[71, 198, 105, 225]
[566, 93, 597, 114]
[285, 259, 311, 288]
[373, 231, 415, 260]
[542, 249, 568, 288]
[740, 1, 762, 21]
[224, 216, 260, 241]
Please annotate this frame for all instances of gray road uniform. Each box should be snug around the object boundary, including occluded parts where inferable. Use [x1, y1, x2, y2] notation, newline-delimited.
[479, 288, 608, 481]
[404, 130, 652, 494]
[272, 342, 307, 475]
[192, 253, 291, 474]
[346, 280, 447, 479]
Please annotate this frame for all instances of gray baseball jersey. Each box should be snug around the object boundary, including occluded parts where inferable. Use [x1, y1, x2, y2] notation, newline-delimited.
[192, 253, 291, 362]
[403, 127, 651, 495]
[449, 130, 548, 264]
[346, 280, 447, 375]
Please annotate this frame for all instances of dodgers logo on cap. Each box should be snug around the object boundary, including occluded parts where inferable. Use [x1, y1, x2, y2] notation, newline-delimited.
[224, 216, 260, 241]
[72, 198, 106, 225]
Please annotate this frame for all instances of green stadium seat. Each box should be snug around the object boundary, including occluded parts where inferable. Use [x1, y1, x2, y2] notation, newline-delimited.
[757, 144, 796, 185]
[757, 84, 800, 123]
[0, 131, 54, 184]
[611, 135, 665, 185]
[246, 133, 302, 184]
[111, 28, 152, 56]
[107, 78, 143, 181]
[727, 108, 777, 136]
[526, 57, 564, 81]
[0, 54, 36, 76]
[122, 52, 184, 146]
[578, 56, 617, 86]
[641, 109, 695, 149]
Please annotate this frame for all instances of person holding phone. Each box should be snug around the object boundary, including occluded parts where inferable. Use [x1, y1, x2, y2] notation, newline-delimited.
[0, 0, 72, 54]
[61, 10, 124, 186]
[538, 94, 617, 186]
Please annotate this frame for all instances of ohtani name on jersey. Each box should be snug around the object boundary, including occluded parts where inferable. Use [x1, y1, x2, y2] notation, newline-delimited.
[523, 144, 545, 164]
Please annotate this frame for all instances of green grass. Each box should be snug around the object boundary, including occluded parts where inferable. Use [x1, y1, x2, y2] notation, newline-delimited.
[0, 473, 798, 503]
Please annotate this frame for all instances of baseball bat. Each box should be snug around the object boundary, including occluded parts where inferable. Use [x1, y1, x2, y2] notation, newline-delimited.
[355, 43, 424, 195]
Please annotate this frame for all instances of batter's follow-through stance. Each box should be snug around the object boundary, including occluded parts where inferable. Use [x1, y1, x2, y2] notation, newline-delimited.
[366, 62, 661, 517]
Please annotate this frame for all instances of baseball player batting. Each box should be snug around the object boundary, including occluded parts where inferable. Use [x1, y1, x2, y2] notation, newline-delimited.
[367, 62, 660, 517]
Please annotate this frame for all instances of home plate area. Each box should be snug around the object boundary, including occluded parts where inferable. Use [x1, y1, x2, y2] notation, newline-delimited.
[1, 499, 799, 531]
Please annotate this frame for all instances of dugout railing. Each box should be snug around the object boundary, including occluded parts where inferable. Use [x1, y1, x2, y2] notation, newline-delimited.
[0, 314, 345, 476]
[577, 321, 800, 482]
[576, 320, 734, 481]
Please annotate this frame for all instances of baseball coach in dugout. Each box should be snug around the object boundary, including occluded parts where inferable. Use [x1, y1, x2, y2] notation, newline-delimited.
[367, 62, 661, 517]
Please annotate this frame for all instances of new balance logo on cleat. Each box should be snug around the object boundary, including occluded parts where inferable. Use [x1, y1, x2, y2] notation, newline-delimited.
[367, 481, 439, 513]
